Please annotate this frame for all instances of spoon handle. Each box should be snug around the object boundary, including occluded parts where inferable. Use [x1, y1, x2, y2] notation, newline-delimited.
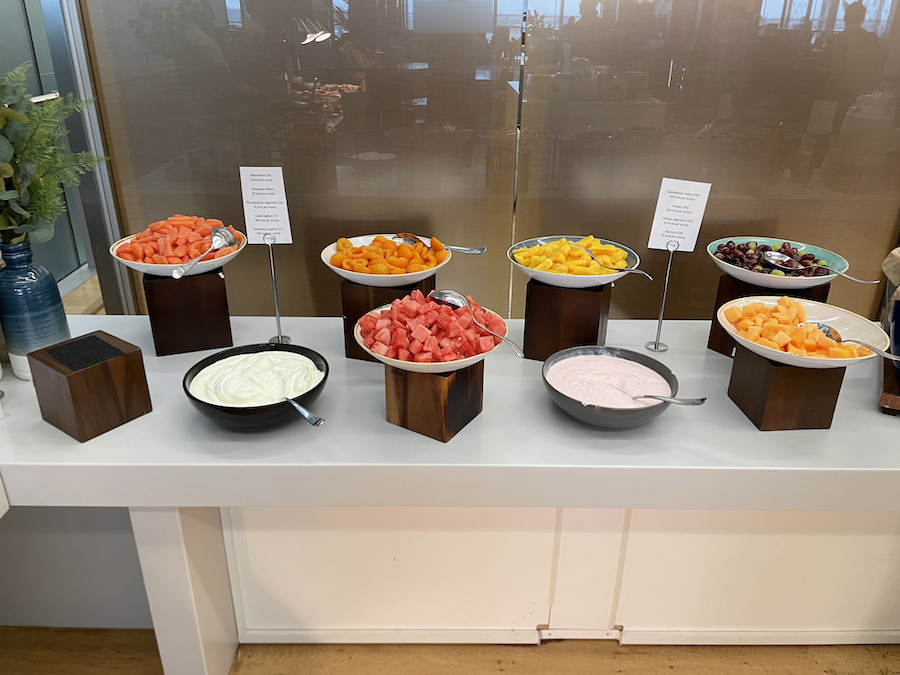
[841, 339, 900, 362]
[172, 247, 216, 279]
[285, 398, 325, 426]
[444, 245, 486, 255]
[571, 244, 653, 281]
[832, 269, 880, 284]
[635, 394, 708, 406]
[469, 313, 525, 358]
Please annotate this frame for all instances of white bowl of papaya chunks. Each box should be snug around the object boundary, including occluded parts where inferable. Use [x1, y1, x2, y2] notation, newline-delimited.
[717, 295, 889, 369]
[321, 234, 452, 288]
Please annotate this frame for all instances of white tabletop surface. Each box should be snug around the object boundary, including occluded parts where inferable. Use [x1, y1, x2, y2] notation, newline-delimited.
[0, 315, 898, 510]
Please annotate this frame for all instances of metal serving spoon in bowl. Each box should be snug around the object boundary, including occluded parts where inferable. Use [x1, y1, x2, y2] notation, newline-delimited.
[171, 227, 238, 279]
[570, 244, 653, 281]
[429, 289, 525, 358]
[284, 398, 324, 426]
[801, 322, 900, 362]
[394, 233, 486, 255]
[633, 394, 707, 406]
[761, 250, 878, 284]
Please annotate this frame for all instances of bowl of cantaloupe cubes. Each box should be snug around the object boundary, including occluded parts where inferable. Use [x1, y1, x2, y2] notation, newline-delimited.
[717, 295, 889, 369]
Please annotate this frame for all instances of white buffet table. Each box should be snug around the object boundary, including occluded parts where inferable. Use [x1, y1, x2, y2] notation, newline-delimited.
[1, 315, 899, 674]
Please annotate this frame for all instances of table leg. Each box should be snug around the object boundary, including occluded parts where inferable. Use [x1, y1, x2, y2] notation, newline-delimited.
[129, 507, 238, 675]
[0, 473, 8, 520]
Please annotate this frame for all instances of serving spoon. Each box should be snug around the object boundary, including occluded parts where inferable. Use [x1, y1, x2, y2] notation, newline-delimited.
[284, 398, 325, 426]
[531, 238, 653, 280]
[571, 244, 654, 281]
[761, 250, 878, 284]
[633, 394, 707, 406]
[429, 289, 525, 358]
[394, 233, 486, 255]
[171, 227, 238, 279]
[801, 322, 900, 362]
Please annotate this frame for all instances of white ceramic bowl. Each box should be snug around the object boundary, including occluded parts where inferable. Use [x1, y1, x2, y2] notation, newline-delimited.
[321, 234, 452, 288]
[717, 295, 889, 369]
[110, 231, 246, 277]
[507, 235, 641, 289]
[707, 237, 847, 290]
[353, 302, 506, 373]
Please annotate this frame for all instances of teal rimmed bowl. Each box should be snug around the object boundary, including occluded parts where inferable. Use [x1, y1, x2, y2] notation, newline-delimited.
[707, 236, 848, 290]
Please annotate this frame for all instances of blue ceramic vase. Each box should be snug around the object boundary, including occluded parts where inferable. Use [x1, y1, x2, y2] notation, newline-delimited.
[0, 242, 70, 380]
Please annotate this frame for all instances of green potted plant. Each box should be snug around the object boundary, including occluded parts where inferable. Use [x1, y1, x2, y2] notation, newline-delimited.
[0, 63, 105, 380]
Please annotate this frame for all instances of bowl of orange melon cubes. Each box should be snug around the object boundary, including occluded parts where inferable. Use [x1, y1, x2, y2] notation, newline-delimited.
[717, 295, 889, 369]
[110, 214, 246, 276]
[321, 234, 451, 288]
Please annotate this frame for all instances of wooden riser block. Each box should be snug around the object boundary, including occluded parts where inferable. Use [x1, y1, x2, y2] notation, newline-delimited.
[143, 269, 232, 357]
[384, 361, 484, 442]
[728, 344, 845, 431]
[707, 274, 831, 357]
[341, 278, 436, 362]
[28, 331, 153, 442]
[879, 308, 900, 415]
[523, 279, 611, 362]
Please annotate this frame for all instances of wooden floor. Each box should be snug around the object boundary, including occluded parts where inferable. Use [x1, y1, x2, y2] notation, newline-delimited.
[4, 628, 900, 675]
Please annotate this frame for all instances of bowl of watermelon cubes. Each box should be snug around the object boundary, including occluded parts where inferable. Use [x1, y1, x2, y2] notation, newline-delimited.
[354, 289, 508, 373]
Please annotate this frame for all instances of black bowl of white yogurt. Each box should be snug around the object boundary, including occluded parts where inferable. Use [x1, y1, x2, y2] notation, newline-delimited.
[183, 343, 328, 431]
[542, 346, 678, 430]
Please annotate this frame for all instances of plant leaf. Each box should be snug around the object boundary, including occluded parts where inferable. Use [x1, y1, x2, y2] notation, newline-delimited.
[0, 162, 13, 178]
[0, 136, 12, 163]
[3, 119, 27, 144]
[0, 189, 19, 199]
[16, 216, 53, 244]
[8, 200, 29, 217]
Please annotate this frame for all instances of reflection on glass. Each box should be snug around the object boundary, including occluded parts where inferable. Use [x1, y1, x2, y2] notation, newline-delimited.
[83, 0, 899, 321]
[516, 0, 900, 319]
[85, 0, 522, 316]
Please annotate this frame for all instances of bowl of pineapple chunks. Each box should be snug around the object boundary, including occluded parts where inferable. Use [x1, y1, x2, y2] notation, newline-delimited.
[507, 235, 640, 288]
[717, 295, 889, 369]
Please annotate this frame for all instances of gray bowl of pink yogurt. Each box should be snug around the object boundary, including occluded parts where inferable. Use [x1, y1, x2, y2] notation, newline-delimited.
[542, 346, 678, 430]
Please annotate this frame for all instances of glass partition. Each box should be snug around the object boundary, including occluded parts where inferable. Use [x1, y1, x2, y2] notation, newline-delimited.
[81, 0, 522, 316]
[515, 0, 900, 319]
[80, 0, 900, 319]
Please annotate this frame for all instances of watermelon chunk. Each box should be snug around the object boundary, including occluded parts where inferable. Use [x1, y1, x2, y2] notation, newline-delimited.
[476, 336, 494, 354]
[410, 289, 425, 303]
[446, 319, 463, 338]
[374, 327, 391, 345]
[401, 301, 419, 318]
[423, 335, 439, 353]
[458, 312, 473, 330]
[398, 348, 411, 362]
[436, 347, 458, 362]
[408, 339, 424, 354]
[413, 351, 433, 363]
[371, 341, 390, 356]
[385, 345, 398, 359]
[375, 318, 391, 332]
[410, 324, 431, 344]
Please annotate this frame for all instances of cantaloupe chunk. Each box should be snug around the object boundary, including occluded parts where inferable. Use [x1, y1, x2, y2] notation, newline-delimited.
[827, 347, 853, 358]
[844, 344, 860, 358]
[817, 334, 838, 349]
[723, 306, 743, 324]
[736, 318, 754, 331]
[757, 337, 781, 350]
[771, 330, 792, 347]
[786, 344, 807, 356]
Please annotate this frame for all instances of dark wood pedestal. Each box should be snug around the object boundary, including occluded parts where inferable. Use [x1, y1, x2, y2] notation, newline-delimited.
[28, 331, 153, 442]
[707, 274, 831, 357]
[384, 361, 484, 442]
[728, 344, 845, 430]
[143, 269, 232, 357]
[341, 278, 436, 361]
[523, 279, 611, 362]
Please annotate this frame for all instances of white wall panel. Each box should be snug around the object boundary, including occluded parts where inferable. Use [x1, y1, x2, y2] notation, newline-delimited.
[226, 506, 557, 640]
[549, 508, 626, 630]
[617, 510, 900, 635]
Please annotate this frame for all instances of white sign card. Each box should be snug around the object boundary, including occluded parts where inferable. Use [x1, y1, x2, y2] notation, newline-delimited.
[239, 167, 293, 244]
[647, 178, 711, 253]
